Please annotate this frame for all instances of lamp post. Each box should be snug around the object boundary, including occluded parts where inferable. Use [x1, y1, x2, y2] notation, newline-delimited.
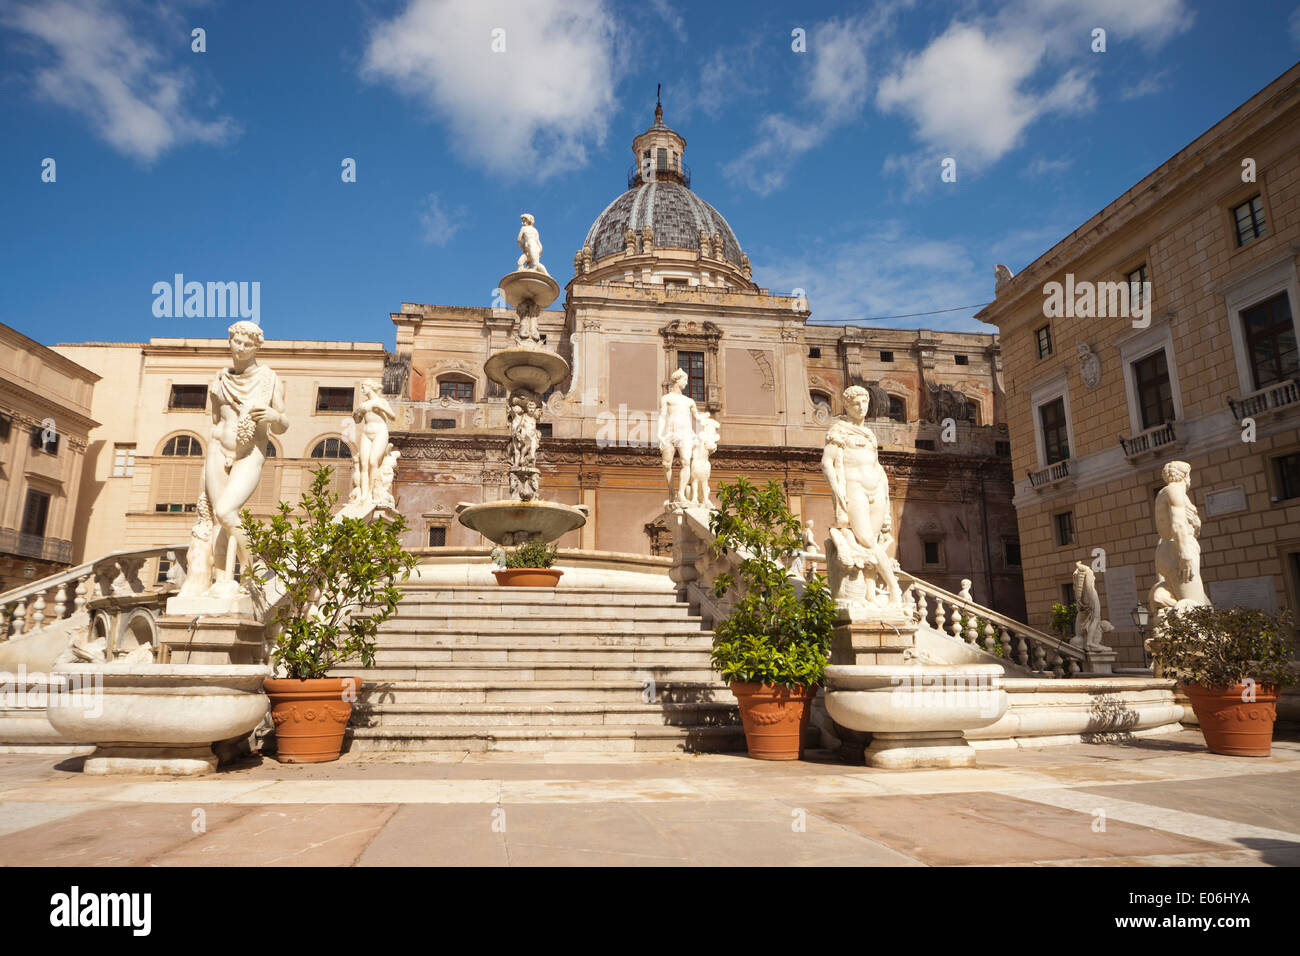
[1132, 603, 1151, 668]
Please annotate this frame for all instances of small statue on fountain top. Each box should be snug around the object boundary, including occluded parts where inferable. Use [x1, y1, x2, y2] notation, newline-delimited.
[517, 213, 549, 276]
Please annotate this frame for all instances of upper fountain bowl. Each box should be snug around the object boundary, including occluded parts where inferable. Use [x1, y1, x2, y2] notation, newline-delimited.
[484, 347, 570, 392]
[499, 270, 561, 311]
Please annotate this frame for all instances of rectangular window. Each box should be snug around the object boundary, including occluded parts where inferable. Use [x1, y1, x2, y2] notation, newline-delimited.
[922, 540, 942, 566]
[156, 557, 172, 585]
[1132, 350, 1175, 430]
[954, 354, 969, 366]
[1234, 195, 1267, 246]
[538, 423, 553, 438]
[1054, 510, 1075, 547]
[995, 440, 1011, 457]
[428, 526, 447, 547]
[677, 350, 706, 403]
[808, 347, 821, 359]
[112, 444, 136, 477]
[1275, 452, 1300, 501]
[1038, 397, 1070, 464]
[1004, 537, 1022, 567]
[20, 489, 50, 538]
[880, 351, 894, 363]
[888, 396, 906, 422]
[439, 380, 474, 401]
[168, 384, 208, 410]
[316, 387, 354, 412]
[1127, 263, 1149, 309]
[154, 503, 196, 514]
[0, 413, 10, 441]
[30, 426, 59, 455]
[1035, 324, 1053, 359]
[915, 439, 936, 451]
[1061, 582, 1076, 606]
[428, 418, 455, 430]
[1241, 292, 1299, 390]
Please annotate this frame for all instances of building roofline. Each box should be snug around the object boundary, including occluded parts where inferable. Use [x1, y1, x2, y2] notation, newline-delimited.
[4, 323, 102, 383]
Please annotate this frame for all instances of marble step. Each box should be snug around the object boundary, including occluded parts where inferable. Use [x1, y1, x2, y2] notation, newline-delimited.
[393, 597, 693, 615]
[379, 617, 706, 634]
[352, 700, 740, 728]
[371, 644, 712, 665]
[344, 723, 747, 753]
[372, 630, 714, 648]
[330, 661, 720, 682]
[342, 679, 736, 705]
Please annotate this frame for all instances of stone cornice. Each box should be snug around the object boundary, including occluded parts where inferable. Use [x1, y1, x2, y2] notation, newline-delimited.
[0, 379, 99, 434]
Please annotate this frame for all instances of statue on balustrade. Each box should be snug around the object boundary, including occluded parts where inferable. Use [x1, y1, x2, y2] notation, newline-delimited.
[1072, 561, 1114, 651]
[821, 385, 903, 610]
[1149, 460, 1211, 612]
[179, 321, 288, 601]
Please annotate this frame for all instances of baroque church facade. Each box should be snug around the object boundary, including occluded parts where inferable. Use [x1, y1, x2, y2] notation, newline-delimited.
[384, 105, 1027, 618]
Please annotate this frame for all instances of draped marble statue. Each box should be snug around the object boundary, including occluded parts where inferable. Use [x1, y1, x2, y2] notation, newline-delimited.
[1149, 460, 1212, 612]
[1072, 561, 1114, 651]
[821, 385, 903, 609]
[179, 320, 288, 600]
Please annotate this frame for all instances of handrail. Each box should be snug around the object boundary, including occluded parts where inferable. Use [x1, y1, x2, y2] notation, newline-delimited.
[897, 569, 1084, 664]
[0, 545, 184, 606]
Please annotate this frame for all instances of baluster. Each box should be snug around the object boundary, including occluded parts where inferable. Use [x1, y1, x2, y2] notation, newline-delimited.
[73, 574, 90, 614]
[934, 600, 946, 635]
[54, 583, 67, 620]
[1067, 657, 1081, 677]
[0, 603, 8, 640]
[983, 620, 996, 656]
[13, 598, 27, 635]
[951, 606, 966, 642]
[1032, 640, 1046, 673]
[1051, 653, 1065, 679]
[966, 612, 979, 645]
[1015, 632, 1028, 667]
[30, 591, 46, 630]
[915, 590, 927, 624]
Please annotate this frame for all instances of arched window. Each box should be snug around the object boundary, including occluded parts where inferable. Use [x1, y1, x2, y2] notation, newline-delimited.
[311, 438, 352, 459]
[437, 374, 475, 402]
[264, 441, 277, 457]
[887, 396, 907, 422]
[161, 435, 202, 456]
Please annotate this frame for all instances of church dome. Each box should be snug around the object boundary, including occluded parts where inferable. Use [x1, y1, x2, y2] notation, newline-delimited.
[583, 180, 745, 267]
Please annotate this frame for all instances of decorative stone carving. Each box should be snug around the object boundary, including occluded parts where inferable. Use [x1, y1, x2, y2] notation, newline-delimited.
[821, 386, 903, 610]
[373, 447, 399, 509]
[994, 264, 1014, 293]
[516, 213, 549, 275]
[659, 368, 700, 507]
[624, 226, 638, 255]
[1149, 460, 1211, 612]
[179, 321, 288, 606]
[641, 225, 654, 253]
[1077, 342, 1101, 389]
[507, 388, 543, 502]
[685, 411, 720, 509]
[926, 384, 973, 423]
[351, 380, 397, 505]
[1072, 561, 1114, 650]
[698, 228, 711, 259]
[740, 253, 752, 279]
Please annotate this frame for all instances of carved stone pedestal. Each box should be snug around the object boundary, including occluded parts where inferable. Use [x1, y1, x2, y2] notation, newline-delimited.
[831, 606, 919, 666]
[157, 615, 267, 665]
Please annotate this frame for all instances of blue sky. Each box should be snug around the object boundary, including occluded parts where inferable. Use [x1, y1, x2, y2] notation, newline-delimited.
[2, 0, 1299, 348]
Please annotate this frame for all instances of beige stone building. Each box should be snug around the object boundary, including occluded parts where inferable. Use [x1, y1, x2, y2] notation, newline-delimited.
[388, 104, 1027, 617]
[0, 324, 100, 591]
[977, 63, 1300, 664]
[52, 337, 387, 582]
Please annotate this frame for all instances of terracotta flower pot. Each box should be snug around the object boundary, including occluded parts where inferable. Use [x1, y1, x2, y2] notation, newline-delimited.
[493, 568, 563, 587]
[1183, 681, 1278, 757]
[265, 677, 362, 763]
[730, 681, 816, 760]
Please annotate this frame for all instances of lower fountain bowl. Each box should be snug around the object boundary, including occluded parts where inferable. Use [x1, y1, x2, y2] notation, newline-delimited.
[484, 348, 570, 393]
[456, 499, 588, 546]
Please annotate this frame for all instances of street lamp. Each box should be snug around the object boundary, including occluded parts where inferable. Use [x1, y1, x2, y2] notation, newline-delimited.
[1131, 603, 1151, 668]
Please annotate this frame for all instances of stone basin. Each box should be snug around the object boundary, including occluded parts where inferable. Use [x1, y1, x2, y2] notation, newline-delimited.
[498, 269, 560, 310]
[456, 499, 588, 547]
[824, 663, 1007, 769]
[47, 663, 271, 775]
[484, 347, 570, 393]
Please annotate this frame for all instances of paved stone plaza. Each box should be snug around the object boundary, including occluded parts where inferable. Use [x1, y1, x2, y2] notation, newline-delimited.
[1, 731, 1297, 867]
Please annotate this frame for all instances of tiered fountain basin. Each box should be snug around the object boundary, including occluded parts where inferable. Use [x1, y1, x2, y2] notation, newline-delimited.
[499, 269, 560, 310]
[456, 500, 588, 547]
[484, 348, 570, 393]
[47, 663, 271, 775]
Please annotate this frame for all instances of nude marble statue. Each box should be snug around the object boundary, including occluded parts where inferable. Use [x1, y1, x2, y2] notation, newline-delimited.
[352, 380, 397, 505]
[1072, 561, 1114, 650]
[516, 213, 548, 275]
[658, 368, 699, 506]
[1149, 460, 1211, 611]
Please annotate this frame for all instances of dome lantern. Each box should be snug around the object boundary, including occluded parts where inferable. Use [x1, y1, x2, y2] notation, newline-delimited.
[630, 86, 689, 188]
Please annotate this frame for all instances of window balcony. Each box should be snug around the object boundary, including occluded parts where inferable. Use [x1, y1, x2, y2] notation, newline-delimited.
[0, 529, 73, 564]
[1227, 378, 1300, 421]
[1028, 458, 1073, 491]
[1119, 420, 1181, 463]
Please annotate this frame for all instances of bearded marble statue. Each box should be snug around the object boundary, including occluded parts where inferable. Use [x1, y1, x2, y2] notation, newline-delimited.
[821, 385, 902, 609]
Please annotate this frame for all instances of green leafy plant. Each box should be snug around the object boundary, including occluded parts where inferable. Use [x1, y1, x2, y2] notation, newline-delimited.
[241, 465, 417, 680]
[707, 477, 836, 688]
[1050, 602, 1077, 639]
[1151, 606, 1296, 689]
[960, 614, 1005, 658]
[504, 540, 558, 569]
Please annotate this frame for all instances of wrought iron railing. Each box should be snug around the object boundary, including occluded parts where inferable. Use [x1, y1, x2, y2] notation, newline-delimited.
[0, 529, 73, 564]
[1227, 378, 1300, 420]
[1027, 459, 1071, 488]
[1119, 421, 1178, 458]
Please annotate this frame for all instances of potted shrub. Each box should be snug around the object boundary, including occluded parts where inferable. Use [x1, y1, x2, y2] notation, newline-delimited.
[708, 477, 836, 760]
[242, 466, 416, 763]
[1151, 606, 1295, 757]
[493, 540, 562, 587]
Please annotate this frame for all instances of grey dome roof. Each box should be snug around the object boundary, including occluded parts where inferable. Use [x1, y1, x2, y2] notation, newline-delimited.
[583, 181, 744, 267]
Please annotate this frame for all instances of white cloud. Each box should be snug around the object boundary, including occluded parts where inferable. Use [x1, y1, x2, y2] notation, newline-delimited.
[1, 0, 237, 163]
[419, 193, 463, 246]
[1120, 69, 1170, 101]
[875, 0, 1190, 181]
[646, 0, 686, 43]
[1292, 5, 1300, 46]
[361, 0, 624, 180]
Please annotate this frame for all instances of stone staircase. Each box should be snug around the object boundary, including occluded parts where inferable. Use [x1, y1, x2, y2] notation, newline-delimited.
[336, 584, 745, 754]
